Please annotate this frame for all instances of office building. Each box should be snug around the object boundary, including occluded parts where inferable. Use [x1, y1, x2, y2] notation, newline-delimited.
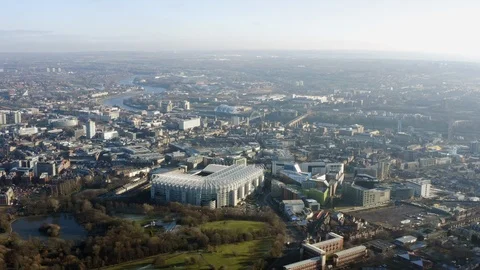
[179, 118, 201, 130]
[151, 164, 264, 208]
[86, 120, 96, 139]
[182, 100, 190, 110]
[10, 111, 21, 124]
[103, 130, 119, 140]
[343, 183, 391, 207]
[35, 161, 56, 177]
[0, 113, 6, 125]
[406, 179, 431, 198]
[161, 100, 173, 113]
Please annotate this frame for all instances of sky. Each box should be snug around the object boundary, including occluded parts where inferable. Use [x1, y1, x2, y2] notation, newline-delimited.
[0, 0, 479, 59]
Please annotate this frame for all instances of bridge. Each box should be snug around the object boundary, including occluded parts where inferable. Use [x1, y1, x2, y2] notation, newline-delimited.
[286, 111, 312, 128]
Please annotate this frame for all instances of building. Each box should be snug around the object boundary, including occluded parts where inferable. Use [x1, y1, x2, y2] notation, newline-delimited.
[86, 120, 96, 139]
[49, 117, 78, 128]
[471, 141, 480, 154]
[271, 161, 344, 176]
[282, 200, 306, 214]
[0, 112, 6, 125]
[182, 100, 190, 110]
[161, 100, 173, 113]
[343, 183, 391, 207]
[303, 232, 344, 257]
[0, 187, 14, 205]
[151, 164, 264, 208]
[9, 111, 21, 124]
[34, 161, 56, 177]
[394, 235, 417, 247]
[16, 127, 39, 136]
[332, 245, 367, 267]
[406, 179, 431, 198]
[103, 130, 119, 140]
[419, 158, 436, 168]
[179, 118, 201, 130]
[283, 257, 323, 270]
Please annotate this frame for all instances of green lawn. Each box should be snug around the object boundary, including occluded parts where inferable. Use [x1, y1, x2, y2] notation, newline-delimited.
[200, 220, 267, 233]
[104, 239, 272, 270]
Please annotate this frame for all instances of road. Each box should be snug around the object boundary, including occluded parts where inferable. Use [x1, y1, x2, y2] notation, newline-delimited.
[262, 193, 306, 245]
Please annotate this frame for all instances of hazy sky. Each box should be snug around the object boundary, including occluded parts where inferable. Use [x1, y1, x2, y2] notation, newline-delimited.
[1, 0, 479, 59]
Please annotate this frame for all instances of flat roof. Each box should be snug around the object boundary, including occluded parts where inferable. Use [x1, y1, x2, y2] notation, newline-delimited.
[283, 257, 321, 269]
[333, 245, 366, 257]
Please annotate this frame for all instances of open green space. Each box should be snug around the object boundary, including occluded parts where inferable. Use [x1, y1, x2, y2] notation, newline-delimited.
[104, 238, 272, 270]
[200, 220, 267, 232]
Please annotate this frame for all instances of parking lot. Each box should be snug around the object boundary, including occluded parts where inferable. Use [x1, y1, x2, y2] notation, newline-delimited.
[350, 204, 441, 229]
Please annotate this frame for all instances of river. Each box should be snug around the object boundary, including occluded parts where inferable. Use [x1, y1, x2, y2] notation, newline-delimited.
[102, 76, 165, 111]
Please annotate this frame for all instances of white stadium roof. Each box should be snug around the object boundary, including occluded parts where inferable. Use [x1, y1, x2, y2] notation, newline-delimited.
[151, 164, 264, 189]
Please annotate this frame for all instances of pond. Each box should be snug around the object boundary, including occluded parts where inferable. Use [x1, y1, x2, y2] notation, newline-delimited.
[12, 213, 87, 241]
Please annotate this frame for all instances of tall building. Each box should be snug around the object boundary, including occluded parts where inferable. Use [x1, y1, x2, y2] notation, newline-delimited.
[86, 120, 96, 139]
[406, 179, 431, 198]
[182, 100, 190, 110]
[470, 141, 480, 154]
[0, 113, 6, 125]
[161, 100, 173, 113]
[9, 111, 21, 124]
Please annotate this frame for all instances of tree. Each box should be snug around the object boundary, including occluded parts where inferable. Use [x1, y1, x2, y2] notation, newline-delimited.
[153, 256, 166, 267]
[142, 204, 154, 214]
[252, 259, 266, 270]
[48, 198, 60, 212]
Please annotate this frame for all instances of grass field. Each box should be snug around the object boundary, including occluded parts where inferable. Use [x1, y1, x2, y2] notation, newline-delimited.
[104, 238, 272, 270]
[200, 220, 267, 232]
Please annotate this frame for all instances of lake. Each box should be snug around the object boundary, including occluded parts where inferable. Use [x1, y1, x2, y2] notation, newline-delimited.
[103, 76, 165, 111]
[12, 213, 87, 241]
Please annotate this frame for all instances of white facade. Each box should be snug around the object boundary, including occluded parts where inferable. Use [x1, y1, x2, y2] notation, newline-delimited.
[12, 111, 21, 124]
[151, 164, 264, 208]
[86, 120, 96, 139]
[179, 118, 201, 130]
[0, 113, 6, 125]
[406, 179, 431, 198]
[182, 100, 190, 110]
[17, 127, 38, 136]
[103, 130, 119, 140]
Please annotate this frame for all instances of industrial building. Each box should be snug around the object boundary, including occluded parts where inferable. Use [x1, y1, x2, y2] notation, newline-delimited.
[151, 164, 264, 208]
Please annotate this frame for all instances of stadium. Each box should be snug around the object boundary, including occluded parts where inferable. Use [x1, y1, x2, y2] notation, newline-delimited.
[150, 164, 264, 208]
